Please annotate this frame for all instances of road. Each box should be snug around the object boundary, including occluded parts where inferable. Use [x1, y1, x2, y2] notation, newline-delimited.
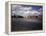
[11, 18, 42, 32]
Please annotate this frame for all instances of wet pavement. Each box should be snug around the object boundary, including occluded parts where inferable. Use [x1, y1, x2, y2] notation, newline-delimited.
[11, 18, 42, 32]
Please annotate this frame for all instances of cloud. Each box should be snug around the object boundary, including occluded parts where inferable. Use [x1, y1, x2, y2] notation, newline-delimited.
[29, 10, 41, 16]
[11, 5, 42, 16]
[38, 8, 43, 12]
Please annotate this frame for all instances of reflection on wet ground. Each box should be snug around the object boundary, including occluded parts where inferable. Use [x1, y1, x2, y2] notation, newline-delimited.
[11, 18, 42, 32]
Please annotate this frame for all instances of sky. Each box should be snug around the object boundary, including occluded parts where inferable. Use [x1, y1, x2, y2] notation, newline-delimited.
[11, 4, 43, 17]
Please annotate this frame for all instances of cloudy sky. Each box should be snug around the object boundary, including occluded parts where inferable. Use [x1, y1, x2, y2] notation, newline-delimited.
[11, 4, 43, 16]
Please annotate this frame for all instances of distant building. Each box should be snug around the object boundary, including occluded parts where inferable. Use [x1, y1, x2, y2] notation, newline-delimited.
[23, 11, 42, 21]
